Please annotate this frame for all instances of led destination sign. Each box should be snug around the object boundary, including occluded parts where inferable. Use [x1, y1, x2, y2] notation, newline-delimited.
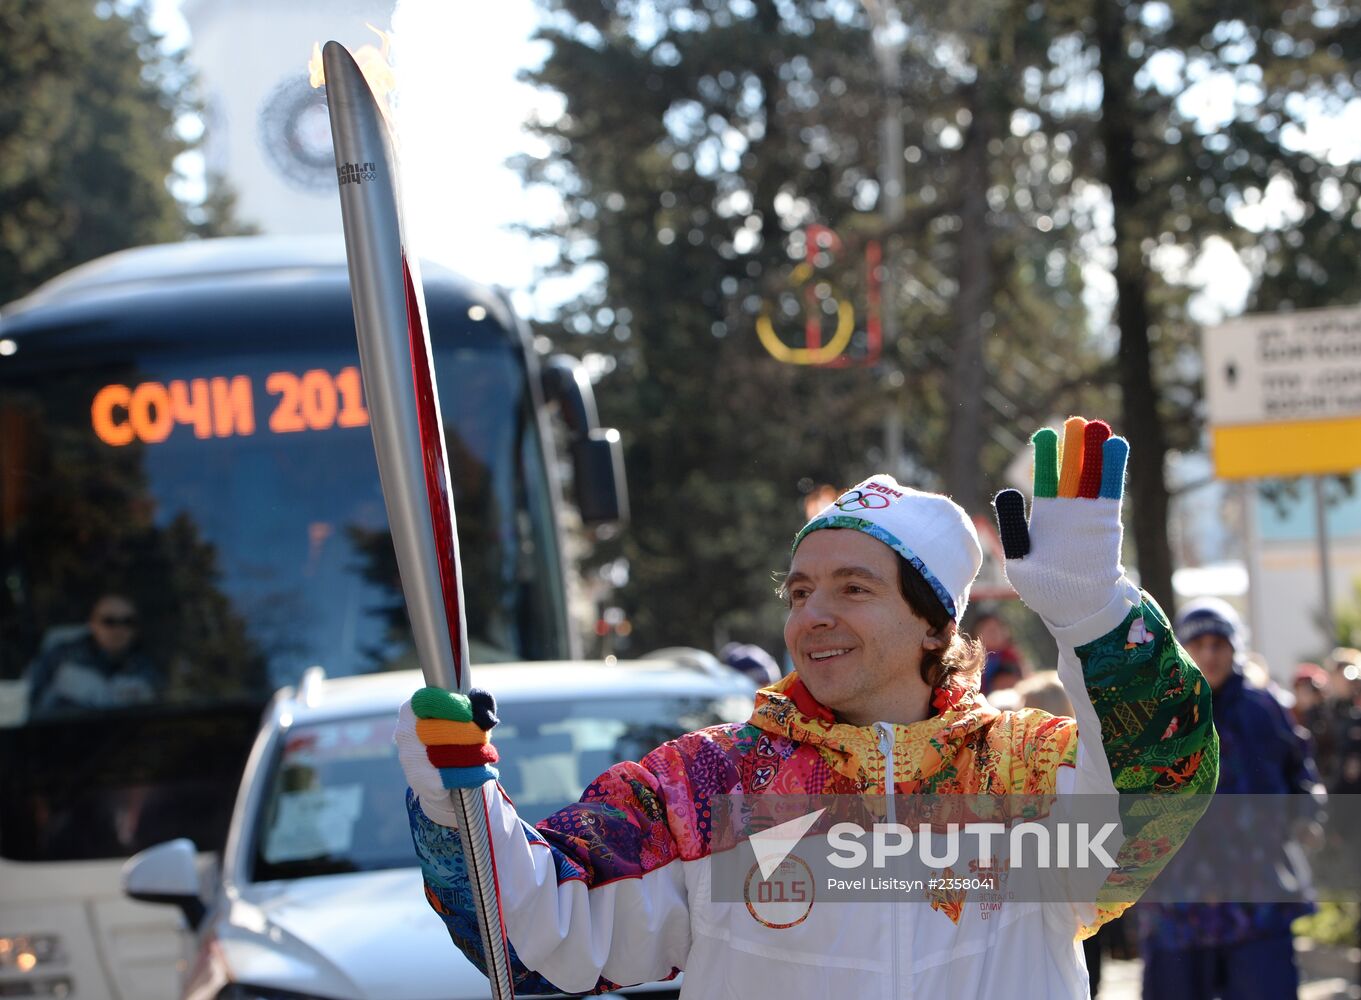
[92, 366, 370, 446]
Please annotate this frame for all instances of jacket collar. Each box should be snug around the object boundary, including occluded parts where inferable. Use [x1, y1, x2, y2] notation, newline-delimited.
[748, 671, 999, 787]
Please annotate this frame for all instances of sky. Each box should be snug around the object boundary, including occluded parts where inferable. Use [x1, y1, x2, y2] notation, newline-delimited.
[385, 1, 600, 319]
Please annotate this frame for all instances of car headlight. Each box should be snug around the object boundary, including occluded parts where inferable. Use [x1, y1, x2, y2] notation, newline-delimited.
[0, 933, 72, 997]
[0, 934, 63, 972]
[216, 985, 338, 1000]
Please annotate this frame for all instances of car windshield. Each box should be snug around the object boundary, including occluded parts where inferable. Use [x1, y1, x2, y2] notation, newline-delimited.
[251, 693, 745, 881]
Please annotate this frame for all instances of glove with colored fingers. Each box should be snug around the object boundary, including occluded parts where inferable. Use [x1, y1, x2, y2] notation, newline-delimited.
[395, 686, 500, 827]
[991, 416, 1137, 630]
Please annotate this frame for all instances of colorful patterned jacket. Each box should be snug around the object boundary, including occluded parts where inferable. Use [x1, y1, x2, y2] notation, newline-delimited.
[408, 588, 1218, 998]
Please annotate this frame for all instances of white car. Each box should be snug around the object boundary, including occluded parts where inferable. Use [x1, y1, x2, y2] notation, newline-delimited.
[122, 657, 756, 1000]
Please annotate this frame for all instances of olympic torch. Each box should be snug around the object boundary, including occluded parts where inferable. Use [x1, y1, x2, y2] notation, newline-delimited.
[321, 41, 515, 999]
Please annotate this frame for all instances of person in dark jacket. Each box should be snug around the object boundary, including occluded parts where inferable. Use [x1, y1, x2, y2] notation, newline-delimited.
[26, 593, 159, 718]
[1323, 648, 1361, 794]
[1138, 597, 1323, 1000]
[1292, 662, 1335, 781]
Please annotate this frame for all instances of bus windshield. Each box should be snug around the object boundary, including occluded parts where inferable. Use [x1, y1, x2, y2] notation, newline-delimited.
[0, 281, 569, 861]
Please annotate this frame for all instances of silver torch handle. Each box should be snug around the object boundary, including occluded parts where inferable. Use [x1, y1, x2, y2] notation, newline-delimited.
[322, 40, 516, 1000]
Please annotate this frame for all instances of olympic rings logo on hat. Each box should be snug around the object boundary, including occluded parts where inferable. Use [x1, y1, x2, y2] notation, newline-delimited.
[835, 489, 890, 511]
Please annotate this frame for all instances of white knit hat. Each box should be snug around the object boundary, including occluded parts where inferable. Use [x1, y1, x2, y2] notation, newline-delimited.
[792, 475, 982, 621]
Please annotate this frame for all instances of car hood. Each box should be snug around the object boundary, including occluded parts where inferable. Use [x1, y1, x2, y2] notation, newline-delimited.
[222, 868, 490, 1000]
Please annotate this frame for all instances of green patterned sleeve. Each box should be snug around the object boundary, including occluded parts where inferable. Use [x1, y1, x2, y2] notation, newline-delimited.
[1074, 592, 1218, 796]
[1071, 591, 1219, 928]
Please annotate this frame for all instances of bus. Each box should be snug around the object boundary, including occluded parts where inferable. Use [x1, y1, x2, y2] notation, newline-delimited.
[0, 236, 625, 1000]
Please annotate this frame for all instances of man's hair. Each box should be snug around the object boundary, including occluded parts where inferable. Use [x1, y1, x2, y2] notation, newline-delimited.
[895, 556, 984, 689]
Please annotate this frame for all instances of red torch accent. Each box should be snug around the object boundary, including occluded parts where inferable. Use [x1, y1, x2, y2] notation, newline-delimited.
[403, 255, 464, 686]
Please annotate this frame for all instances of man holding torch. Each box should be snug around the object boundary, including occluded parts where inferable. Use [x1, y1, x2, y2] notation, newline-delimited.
[318, 34, 1209, 1000]
[396, 417, 1219, 998]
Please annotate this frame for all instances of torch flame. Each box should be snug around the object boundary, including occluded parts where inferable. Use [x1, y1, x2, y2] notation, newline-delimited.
[308, 42, 325, 88]
[308, 24, 397, 109]
[354, 23, 397, 102]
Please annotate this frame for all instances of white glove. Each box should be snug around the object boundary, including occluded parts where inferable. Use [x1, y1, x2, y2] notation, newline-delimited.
[395, 699, 461, 827]
[992, 417, 1137, 630]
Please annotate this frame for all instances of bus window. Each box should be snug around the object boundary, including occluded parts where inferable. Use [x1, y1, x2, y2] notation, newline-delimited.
[0, 323, 567, 860]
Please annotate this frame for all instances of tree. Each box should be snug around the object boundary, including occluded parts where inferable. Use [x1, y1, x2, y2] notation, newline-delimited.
[518, 1, 888, 651]
[518, 0, 1104, 653]
[1072, 0, 1361, 608]
[1336, 577, 1361, 651]
[0, 0, 229, 305]
[1091, 0, 1180, 607]
[887, 0, 1113, 510]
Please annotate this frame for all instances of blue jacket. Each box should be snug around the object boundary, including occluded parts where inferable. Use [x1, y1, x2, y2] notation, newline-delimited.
[1139, 669, 1322, 949]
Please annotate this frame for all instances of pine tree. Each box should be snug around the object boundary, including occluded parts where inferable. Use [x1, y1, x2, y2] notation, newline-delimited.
[519, 0, 1101, 652]
[0, 0, 231, 304]
[1046, 0, 1361, 607]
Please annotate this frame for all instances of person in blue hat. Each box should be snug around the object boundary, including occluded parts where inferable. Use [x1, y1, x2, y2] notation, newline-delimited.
[1137, 596, 1323, 1000]
[719, 641, 783, 687]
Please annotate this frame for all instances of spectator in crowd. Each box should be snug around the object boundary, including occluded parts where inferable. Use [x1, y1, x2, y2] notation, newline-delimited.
[1292, 662, 1334, 775]
[985, 654, 1024, 695]
[1292, 662, 1328, 717]
[1324, 647, 1361, 707]
[1015, 669, 1073, 718]
[1324, 648, 1361, 794]
[972, 605, 1030, 696]
[1138, 596, 1322, 1000]
[719, 641, 782, 687]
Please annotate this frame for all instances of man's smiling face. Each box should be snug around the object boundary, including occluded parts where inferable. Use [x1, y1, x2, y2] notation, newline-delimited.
[782, 529, 936, 727]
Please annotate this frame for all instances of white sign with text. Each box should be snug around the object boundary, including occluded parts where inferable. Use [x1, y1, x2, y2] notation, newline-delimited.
[1204, 305, 1361, 426]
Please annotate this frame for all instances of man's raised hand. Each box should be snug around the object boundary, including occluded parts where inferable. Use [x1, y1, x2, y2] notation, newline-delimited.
[991, 417, 1133, 630]
[395, 687, 500, 827]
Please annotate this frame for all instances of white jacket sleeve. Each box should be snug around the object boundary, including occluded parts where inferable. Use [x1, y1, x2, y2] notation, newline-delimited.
[1045, 588, 1220, 936]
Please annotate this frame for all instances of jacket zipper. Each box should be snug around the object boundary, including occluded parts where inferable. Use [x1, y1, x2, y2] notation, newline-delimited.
[876, 723, 896, 823]
[876, 723, 900, 991]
